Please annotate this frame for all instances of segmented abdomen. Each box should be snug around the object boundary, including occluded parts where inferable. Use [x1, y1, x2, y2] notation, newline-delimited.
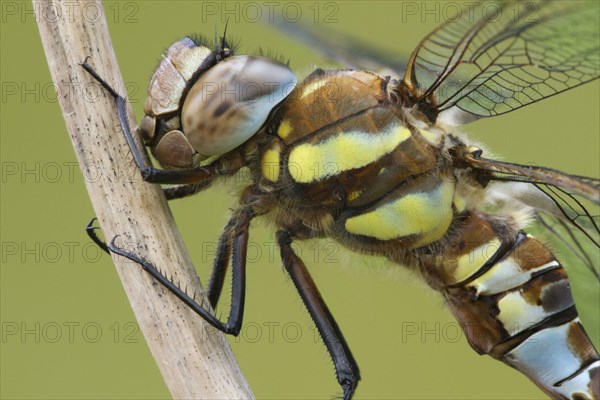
[428, 213, 599, 399]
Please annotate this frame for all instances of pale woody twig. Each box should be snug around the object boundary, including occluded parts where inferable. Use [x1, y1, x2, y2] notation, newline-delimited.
[34, 0, 254, 398]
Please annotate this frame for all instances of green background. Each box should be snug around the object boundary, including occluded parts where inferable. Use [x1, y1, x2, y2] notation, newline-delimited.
[1, 1, 598, 399]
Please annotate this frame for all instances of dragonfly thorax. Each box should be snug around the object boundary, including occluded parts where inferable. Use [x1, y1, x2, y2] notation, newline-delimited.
[257, 69, 461, 249]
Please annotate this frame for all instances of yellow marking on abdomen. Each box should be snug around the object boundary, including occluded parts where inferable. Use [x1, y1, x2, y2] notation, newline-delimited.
[497, 277, 572, 335]
[288, 124, 411, 183]
[452, 239, 502, 284]
[497, 292, 548, 332]
[261, 143, 281, 182]
[344, 180, 454, 246]
[468, 260, 559, 296]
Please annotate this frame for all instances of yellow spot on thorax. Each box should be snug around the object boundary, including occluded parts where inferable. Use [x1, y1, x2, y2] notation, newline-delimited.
[261, 144, 281, 182]
[277, 119, 292, 139]
[288, 124, 411, 183]
[344, 180, 455, 247]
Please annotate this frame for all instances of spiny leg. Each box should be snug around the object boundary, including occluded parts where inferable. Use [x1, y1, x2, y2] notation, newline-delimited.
[106, 208, 252, 335]
[87, 202, 245, 311]
[86, 215, 234, 307]
[276, 230, 360, 400]
[206, 217, 235, 308]
[86, 217, 109, 254]
[107, 236, 224, 329]
[207, 187, 275, 312]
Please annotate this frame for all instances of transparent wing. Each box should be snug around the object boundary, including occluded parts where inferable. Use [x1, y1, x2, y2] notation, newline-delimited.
[529, 205, 599, 332]
[465, 154, 599, 282]
[534, 210, 599, 281]
[267, 16, 407, 77]
[401, 0, 600, 125]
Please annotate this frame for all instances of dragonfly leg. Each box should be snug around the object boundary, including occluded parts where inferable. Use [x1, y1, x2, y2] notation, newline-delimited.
[84, 205, 235, 308]
[106, 207, 252, 335]
[162, 149, 248, 201]
[276, 229, 360, 400]
[205, 217, 235, 309]
[204, 186, 274, 319]
[86, 217, 109, 254]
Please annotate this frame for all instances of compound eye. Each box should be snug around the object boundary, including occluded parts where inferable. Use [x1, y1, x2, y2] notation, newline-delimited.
[181, 55, 297, 158]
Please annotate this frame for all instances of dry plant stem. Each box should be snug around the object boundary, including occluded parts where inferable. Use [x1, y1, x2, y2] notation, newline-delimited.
[34, 0, 254, 398]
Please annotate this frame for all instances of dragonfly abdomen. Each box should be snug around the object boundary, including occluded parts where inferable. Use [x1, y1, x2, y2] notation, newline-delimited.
[432, 212, 599, 399]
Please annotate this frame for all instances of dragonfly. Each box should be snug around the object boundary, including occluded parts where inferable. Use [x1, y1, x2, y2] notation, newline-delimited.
[83, 0, 600, 398]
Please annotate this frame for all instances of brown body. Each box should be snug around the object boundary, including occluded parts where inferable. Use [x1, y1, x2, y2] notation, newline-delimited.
[241, 69, 600, 399]
[130, 59, 600, 399]
[86, 2, 599, 398]
[255, 69, 456, 251]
